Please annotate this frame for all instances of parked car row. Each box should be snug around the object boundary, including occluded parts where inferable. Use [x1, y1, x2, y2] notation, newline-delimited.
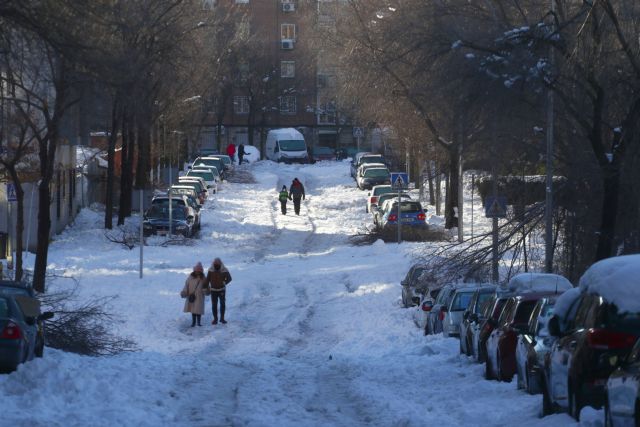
[350, 152, 391, 190]
[402, 254, 640, 424]
[143, 155, 229, 238]
[365, 184, 427, 232]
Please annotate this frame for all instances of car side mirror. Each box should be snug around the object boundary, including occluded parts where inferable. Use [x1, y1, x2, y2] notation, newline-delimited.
[547, 315, 561, 337]
[411, 296, 421, 306]
[38, 311, 54, 321]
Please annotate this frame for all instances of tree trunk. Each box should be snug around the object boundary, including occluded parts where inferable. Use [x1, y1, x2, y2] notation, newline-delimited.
[6, 168, 24, 281]
[135, 108, 151, 190]
[595, 163, 620, 260]
[216, 116, 224, 153]
[435, 161, 442, 216]
[118, 110, 132, 225]
[105, 100, 119, 229]
[445, 145, 459, 229]
[426, 160, 435, 205]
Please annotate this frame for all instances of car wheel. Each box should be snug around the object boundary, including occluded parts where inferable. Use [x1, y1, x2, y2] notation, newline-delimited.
[401, 288, 407, 308]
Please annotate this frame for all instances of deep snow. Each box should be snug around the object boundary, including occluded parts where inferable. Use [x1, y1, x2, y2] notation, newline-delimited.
[0, 160, 591, 426]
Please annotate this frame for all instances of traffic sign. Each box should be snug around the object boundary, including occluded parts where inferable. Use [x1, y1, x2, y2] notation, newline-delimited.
[353, 127, 364, 138]
[390, 172, 409, 189]
[485, 196, 507, 218]
[5, 183, 17, 202]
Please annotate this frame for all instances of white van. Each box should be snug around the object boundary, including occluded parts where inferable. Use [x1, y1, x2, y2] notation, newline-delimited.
[266, 128, 309, 163]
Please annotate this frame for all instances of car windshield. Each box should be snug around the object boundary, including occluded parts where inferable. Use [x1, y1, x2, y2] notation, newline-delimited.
[391, 202, 423, 213]
[378, 194, 409, 205]
[279, 139, 306, 151]
[410, 267, 426, 282]
[170, 188, 195, 197]
[146, 205, 187, 220]
[213, 156, 231, 165]
[373, 186, 394, 196]
[359, 156, 383, 165]
[179, 180, 203, 191]
[476, 291, 495, 314]
[152, 198, 185, 207]
[603, 304, 640, 334]
[194, 165, 219, 176]
[187, 170, 214, 181]
[0, 298, 9, 318]
[364, 168, 390, 178]
[451, 292, 474, 311]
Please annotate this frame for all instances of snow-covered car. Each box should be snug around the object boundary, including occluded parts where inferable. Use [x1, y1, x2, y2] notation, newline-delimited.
[312, 146, 335, 162]
[366, 185, 395, 213]
[443, 286, 479, 338]
[186, 168, 217, 194]
[240, 145, 260, 163]
[210, 155, 232, 172]
[350, 153, 386, 179]
[400, 263, 427, 308]
[605, 338, 640, 426]
[376, 200, 426, 231]
[543, 255, 640, 420]
[177, 177, 208, 200]
[169, 185, 204, 206]
[475, 295, 510, 363]
[425, 284, 459, 335]
[350, 152, 374, 178]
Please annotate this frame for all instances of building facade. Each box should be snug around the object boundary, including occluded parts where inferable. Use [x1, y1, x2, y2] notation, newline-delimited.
[197, 0, 357, 156]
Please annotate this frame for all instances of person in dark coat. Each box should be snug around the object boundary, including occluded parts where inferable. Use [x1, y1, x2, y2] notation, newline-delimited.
[205, 258, 232, 324]
[238, 144, 248, 165]
[288, 178, 305, 215]
[278, 185, 289, 215]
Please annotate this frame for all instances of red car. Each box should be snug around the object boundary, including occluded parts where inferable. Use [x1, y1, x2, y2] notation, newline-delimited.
[486, 293, 551, 382]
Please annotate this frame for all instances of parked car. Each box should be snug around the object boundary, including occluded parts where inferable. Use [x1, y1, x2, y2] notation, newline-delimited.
[605, 338, 640, 426]
[443, 286, 479, 338]
[400, 263, 427, 308]
[376, 200, 427, 231]
[170, 185, 204, 206]
[193, 156, 227, 180]
[312, 146, 335, 161]
[143, 204, 195, 237]
[152, 194, 200, 230]
[542, 255, 640, 420]
[0, 281, 53, 362]
[425, 284, 459, 335]
[192, 164, 222, 184]
[210, 155, 232, 172]
[177, 177, 208, 200]
[515, 295, 563, 394]
[486, 293, 557, 382]
[475, 295, 510, 363]
[0, 290, 54, 372]
[350, 152, 373, 178]
[185, 169, 217, 194]
[366, 185, 395, 213]
[460, 286, 496, 356]
[356, 167, 390, 190]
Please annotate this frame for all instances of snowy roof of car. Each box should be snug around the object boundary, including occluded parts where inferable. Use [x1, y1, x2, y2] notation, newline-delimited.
[579, 254, 640, 313]
[506, 273, 573, 294]
[551, 287, 581, 321]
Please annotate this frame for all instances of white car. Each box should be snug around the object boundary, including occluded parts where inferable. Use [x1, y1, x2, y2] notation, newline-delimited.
[366, 185, 395, 213]
[185, 169, 217, 194]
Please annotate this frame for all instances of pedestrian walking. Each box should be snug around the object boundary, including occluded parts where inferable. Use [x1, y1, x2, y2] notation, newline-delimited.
[289, 178, 305, 215]
[238, 144, 248, 165]
[278, 185, 289, 215]
[180, 262, 207, 327]
[205, 258, 232, 325]
[226, 143, 236, 164]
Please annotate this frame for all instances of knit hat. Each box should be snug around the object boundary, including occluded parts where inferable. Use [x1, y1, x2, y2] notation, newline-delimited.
[194, 262, 204, 272]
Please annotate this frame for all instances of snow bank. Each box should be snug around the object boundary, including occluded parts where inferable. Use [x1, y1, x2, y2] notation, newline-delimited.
[507, 273, 573, 294]
[579, 254, 640, 313]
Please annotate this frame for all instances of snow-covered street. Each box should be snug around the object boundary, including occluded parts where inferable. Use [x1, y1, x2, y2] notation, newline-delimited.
[0, 160, 587, 427]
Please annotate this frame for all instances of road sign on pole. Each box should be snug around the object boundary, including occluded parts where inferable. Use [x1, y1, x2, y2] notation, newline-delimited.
[390, 172, 408, 190]
[484, 196, 507, 218]
[352, 127, 364, 138]
[5, 183, 17, 202]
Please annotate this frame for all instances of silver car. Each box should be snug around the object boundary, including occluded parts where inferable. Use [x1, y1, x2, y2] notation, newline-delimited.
[443, 286, 478, 338]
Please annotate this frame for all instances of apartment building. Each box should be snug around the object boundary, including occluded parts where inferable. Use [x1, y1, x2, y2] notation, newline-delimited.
[198, 0, 355, 155]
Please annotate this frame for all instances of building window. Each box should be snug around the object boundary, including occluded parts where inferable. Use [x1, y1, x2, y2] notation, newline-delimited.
[281, 61, 295, 78]
[318, 101, 336, 124]
[234, 96, 250, 114]
[281, 24, 296, 40]
[280, 95, 297, 114]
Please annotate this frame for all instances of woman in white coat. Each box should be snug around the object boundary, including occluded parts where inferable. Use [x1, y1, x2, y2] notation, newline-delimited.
[181, 262, 207, 326]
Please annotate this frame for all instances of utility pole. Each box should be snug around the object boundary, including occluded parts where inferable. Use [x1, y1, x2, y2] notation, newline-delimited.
[545, 0, 556, 273]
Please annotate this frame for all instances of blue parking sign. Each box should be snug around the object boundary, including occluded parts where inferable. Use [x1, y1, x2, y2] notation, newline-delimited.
[6, 183, 17, 202]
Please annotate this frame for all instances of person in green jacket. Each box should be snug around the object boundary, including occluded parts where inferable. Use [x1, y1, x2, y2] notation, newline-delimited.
[278, 185, 289, 215]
